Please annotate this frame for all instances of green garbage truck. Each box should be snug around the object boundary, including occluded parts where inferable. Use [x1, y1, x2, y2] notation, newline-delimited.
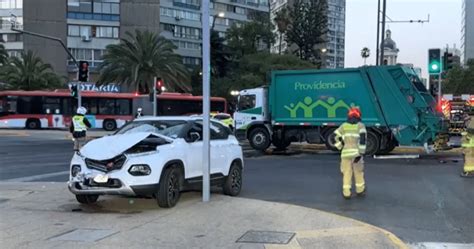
[233, 66, 445, 155]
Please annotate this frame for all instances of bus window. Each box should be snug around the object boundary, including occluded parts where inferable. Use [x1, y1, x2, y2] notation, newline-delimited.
[99, 98, 115, 115]
[82, 97, 98, 115]
[17, 96, 42, 114]
[211, 100, 225, 113]
[116, 99, 131, 115]
[43, 97, 61, 114]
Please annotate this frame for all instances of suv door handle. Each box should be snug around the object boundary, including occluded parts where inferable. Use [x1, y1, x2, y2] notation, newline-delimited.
[251, 117, 256, 120]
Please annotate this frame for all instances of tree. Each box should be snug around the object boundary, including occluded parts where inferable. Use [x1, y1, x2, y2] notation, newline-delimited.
[443, 59, 474, 94]
[0, 44, 8, 65]
[97, 30, 190, 93]
[226, 12, 275, 58]
[285, 0, 328, 65]
[1, 50, 63, 90]
[273, 8, 290, 55]
[361, 47, 370, 65]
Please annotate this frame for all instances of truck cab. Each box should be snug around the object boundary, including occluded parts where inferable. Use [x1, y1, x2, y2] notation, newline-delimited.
[234, 88, 272, 149]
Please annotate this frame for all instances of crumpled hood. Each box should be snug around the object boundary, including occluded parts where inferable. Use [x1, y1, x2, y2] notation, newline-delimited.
[80, 132, 173, 160]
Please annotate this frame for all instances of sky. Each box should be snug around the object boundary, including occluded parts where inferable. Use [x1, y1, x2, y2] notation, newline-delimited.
[345, 0, 462, 79]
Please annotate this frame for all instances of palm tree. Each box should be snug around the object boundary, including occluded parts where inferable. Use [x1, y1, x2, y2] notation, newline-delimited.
[273, 8, 290, 55]
[0, 44, 8, 65]
[2, 50, 63, 90]
[361, 47, 370, 65]
[97, 30, 190, 93]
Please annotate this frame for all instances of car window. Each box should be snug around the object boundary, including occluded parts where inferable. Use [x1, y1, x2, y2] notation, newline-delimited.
[188, 123, 203, 142]
[194, 121, 230, 140]
[115, 120, 187, 138]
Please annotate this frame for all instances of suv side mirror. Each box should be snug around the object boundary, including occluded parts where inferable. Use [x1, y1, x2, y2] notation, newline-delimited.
[189, 132, 201, 142]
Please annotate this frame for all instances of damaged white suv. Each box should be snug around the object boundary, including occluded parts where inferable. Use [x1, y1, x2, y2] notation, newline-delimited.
[68, 116, 243, 208]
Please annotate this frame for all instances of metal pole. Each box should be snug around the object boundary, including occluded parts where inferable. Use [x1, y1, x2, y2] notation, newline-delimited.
[376, 0, 381, 65]
[77, 82, 82, 107]
[379, 0, 387, 65]
[153, 77, 157, 116]
[202, 0, 211, 203]
[437, 73, 442, 103]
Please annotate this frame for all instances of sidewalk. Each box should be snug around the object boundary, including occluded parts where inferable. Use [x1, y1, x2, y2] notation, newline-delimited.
[0, 182, 407, 249]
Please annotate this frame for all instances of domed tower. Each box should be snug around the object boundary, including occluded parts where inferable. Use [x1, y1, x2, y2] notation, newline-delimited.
[380, 30, 399, 65]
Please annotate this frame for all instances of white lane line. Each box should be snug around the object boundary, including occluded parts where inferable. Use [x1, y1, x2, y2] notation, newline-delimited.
[3, 171, 69, 182]
[409, 242, 474, 249]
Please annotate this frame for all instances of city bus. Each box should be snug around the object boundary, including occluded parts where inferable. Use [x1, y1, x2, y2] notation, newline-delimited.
[0, 90, 228, 130]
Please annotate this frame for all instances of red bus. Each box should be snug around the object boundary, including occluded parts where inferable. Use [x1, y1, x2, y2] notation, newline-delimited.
[0, 90, 227, 130]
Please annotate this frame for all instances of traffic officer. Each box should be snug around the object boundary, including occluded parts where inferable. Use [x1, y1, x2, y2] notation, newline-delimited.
[70, 106, 92, 151]
[333, 107, 367, 199]
[461, 118, 474, 177]
[135, 107, 143, 119]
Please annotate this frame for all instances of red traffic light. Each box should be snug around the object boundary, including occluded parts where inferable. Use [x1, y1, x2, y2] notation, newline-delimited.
[155, 79, 163, 89]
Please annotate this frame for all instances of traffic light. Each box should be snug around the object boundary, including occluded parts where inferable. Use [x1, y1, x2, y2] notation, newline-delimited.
[70, 85, 78, 98]
[443, 51, 454, 71]
[428, 49, 441, 75]
[78, 61, 89, 82]
[156, 78, 163, 95]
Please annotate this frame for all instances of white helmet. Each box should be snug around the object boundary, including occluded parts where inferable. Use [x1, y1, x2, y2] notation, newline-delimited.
[137, 107, 143, 112]
[76, 106, 87, 115]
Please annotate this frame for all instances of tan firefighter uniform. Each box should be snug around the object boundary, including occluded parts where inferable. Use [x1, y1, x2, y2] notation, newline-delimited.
[334, 122, 367, 198]
[461, 119, 474, 176]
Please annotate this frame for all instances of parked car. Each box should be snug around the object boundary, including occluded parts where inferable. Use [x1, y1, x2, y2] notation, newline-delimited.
[68, 116, 243, 208]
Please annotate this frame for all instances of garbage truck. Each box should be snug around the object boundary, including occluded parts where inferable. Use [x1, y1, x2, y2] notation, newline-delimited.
[233, 66, 446, 155]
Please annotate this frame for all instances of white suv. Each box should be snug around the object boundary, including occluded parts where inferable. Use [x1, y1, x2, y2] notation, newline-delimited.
[68, 116, 243, 208]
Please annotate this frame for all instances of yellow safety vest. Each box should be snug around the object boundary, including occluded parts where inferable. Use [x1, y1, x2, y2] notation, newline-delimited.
[72, 115, 87, 132]
[334, 122, 367, 158]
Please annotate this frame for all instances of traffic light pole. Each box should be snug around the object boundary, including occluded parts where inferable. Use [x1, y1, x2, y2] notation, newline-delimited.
[202, 0, 211, 203]
[438, 73, 442, 103]
[11, 26, 82, 108]
[153, 77, 157, 116]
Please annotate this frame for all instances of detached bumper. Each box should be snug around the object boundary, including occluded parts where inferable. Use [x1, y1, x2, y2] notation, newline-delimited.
[68, 180, 135, 196]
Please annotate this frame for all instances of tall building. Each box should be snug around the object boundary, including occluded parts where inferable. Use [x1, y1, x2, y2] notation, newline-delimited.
[159, 0, 269, 68]
[380, 29, 399, 65]
[269, 0, 346, 68]
[461, 0, 474, 64]
[0, 0, 23, 57]
[2, 0, 160, 81]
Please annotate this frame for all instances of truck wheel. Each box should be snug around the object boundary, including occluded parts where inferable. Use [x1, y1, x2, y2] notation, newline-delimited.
[272, 136, 291, 150]
[103, 119, 116, 131]
[249, 127, 271, 151]
[324, 128, 339, 151]
[365, 131, 381, 156]
[378, 139, 396, 154]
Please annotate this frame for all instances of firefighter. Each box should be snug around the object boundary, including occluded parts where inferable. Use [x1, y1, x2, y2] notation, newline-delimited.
[70, 106, 92, 151]
[333, 107, 367, 199]
[461, 118, 474, 177]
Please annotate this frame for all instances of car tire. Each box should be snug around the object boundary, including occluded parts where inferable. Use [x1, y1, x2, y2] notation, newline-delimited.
[157, 166, 182, 208]
[75, 194, 99, 204]
[25, 119, 40, 130]
[249, 127, 271, 151]
[324, 128, 339, 151]
[223, 162, 242, 196]
[103, 119, 116, 131]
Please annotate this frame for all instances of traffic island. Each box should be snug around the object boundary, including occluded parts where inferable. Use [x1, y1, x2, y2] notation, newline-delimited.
[0, 182, 407, 249]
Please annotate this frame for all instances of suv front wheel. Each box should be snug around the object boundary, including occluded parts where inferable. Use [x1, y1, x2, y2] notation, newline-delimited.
[223, 162, 242, 196]
[157, 166, 182, 208]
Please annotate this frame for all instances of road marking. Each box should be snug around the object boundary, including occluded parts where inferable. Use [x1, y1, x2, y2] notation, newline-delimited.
[4, 171, 69, 182]
[409, 242, 474, 249]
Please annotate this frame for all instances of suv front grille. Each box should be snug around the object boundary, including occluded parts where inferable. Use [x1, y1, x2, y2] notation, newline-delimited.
[85, 154, 126, 172]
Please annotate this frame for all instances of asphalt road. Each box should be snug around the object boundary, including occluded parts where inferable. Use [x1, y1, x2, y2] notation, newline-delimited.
[0, 131, 473, 244]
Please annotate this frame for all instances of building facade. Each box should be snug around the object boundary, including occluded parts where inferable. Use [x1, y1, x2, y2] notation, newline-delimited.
[462, 0, 474, 64]
[269, 0, 346, 68]
[0, 0, 23, 57]
[159, 0, 269, 67]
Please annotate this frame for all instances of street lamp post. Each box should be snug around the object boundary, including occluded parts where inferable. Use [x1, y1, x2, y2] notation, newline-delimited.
[202, 0, 212, 203]
[211, 12, 225, 31]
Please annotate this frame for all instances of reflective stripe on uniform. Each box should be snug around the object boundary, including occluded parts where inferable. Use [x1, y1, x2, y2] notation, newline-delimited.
[355, 183, 365, 187]
[359, 128, 367, 134]
[335, 141, 342, 149]
[465, 165, 474, 171]
[343, 133, 360, 139]
[342, 149, 359, 158]
[73, 116, 87, 132]
[343, 184, 351, 189]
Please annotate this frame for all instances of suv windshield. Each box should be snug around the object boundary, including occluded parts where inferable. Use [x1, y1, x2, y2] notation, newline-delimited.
[115, 120, 188, 139]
